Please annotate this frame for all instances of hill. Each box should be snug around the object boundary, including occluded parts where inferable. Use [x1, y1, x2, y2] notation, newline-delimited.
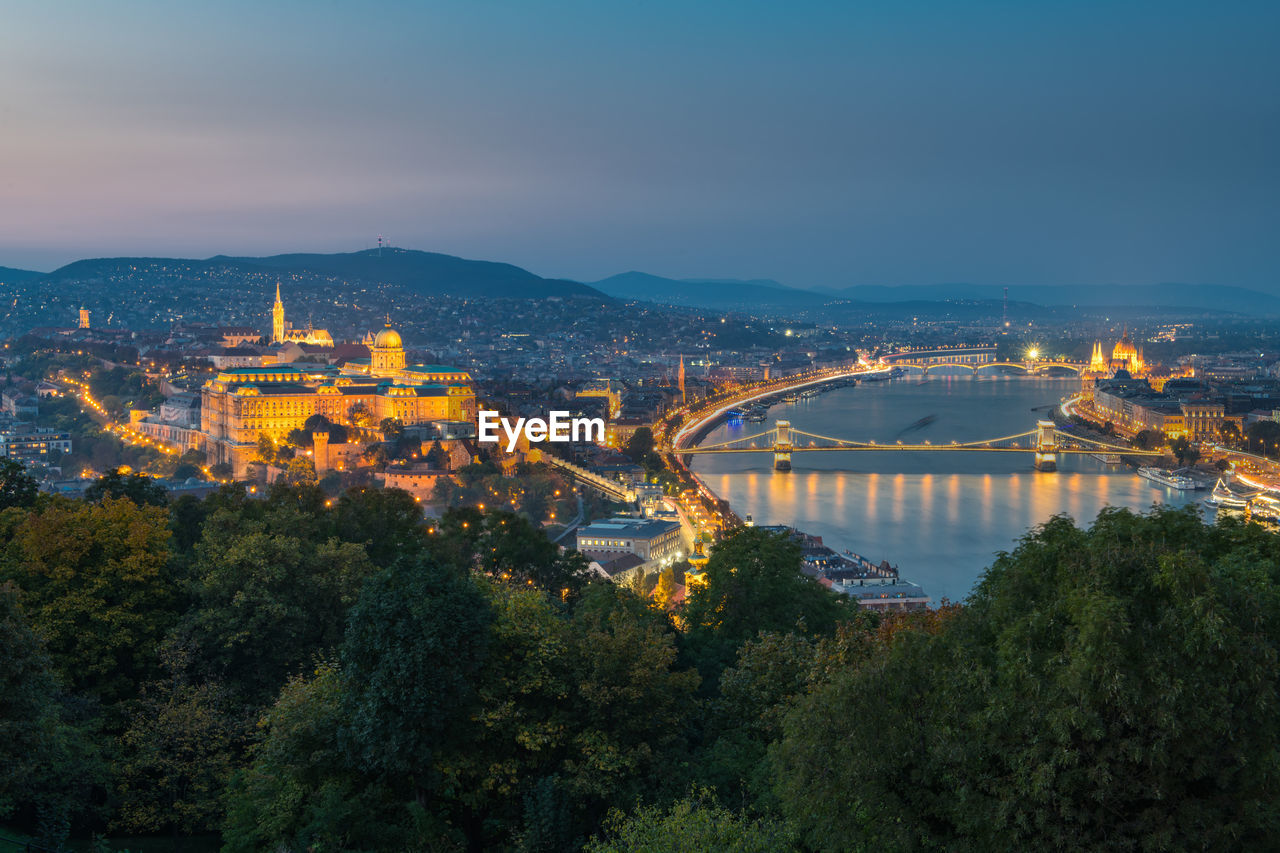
[43, 248, 605, 301]
[0, 266, 44, 284]
[591, 271, 831, 311]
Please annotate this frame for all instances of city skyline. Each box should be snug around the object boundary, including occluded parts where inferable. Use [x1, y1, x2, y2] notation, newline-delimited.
[2, 0, 1277, 289]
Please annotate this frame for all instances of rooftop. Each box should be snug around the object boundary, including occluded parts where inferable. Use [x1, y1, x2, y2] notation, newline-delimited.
[577, 516, 681, 539]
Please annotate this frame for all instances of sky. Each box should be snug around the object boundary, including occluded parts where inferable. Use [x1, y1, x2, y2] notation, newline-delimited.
[1, 0, 1277, 290]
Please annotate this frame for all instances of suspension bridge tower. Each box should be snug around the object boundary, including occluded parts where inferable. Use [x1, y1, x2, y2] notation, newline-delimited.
[774, 420, 793, 471]
[1034, 419, 1058, 471]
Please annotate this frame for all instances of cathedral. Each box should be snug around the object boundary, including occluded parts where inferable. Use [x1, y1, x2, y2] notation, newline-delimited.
[271, 283, 335, 347]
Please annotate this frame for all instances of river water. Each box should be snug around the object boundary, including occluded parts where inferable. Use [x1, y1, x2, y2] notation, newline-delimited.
[689, 375, 1202, 603]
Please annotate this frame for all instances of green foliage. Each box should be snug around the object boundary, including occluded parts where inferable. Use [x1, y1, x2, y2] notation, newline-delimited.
[0, 582, 59, 818]
[113, 650, 246, 836]
[585, 789, 798, 853]
[0, 497, 175, 703]
[1169, 435, 1200, 467]
[0, 584, 109, 846]
[772, 507, 1280, 851]
[178, 521, 376, 704]
[222, 663, 441, 853]
[0, 458, 39, 511]
[281, 456, 318, 487]
[682, 527, 854, 679]
[1246, 419, 1280, 455]
[340, 556, 493, 783]
[334, 487, 427, 566]
[1132, 428, 1162, 450]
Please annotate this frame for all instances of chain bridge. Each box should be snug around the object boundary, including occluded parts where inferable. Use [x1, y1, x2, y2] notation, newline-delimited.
[679, 419, 1163, 472]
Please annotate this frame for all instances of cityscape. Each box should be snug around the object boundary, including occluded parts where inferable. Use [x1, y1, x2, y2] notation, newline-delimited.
[2, 2, 1279, 851]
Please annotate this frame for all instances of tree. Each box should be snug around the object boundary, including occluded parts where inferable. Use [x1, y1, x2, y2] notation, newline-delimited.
[0, 582, 59, 819]
[282, 456, 318, 487]
[254, 433, 276, 464]
[379, 417, 404, 440]
[471, 510, 593, 596]
[84, 467, 169, 506]
[1132, 429, 1161, 451]
[773, 507, 1280, 851]
[1169, 435, 1200, 467]
[0, 584, 107, 848]
[0, 497, 174, 703]
[652, 566, 679, 610]
[348, 402, 374, 428]
[584, 791, 797, 853]
[1218, 421, 1242, 446]
[114, 650, 245, 837]
[559, 583, 701, 814]
[425, 439, 448, 469]
[222, 664, 436, 853]
[682, 527, 853, 679]
[334, 487, 427, 567]
[179, 531, 375, 704]
[1246, 419, 1280, 456]
[0, 458, 38, 511]
[340, 556, 492, 787]
[285, 427, 313, 448]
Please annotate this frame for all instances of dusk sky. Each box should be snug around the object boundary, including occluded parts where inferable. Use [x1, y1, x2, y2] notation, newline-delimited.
[2, 0, 1277, 290]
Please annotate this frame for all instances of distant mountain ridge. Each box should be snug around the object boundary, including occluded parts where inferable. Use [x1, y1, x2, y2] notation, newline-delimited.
[592, 271, 1280, 314]
[41, 248, 606, 301]
[591, 272, 831, 309]
[834, 282, 1280, 312]
[0, 266, 43, 283]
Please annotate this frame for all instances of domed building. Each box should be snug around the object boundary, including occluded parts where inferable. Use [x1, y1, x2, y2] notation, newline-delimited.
[1087, 328, 1146, 377]
[1110, 327, 1145, 375]
[370, 324, 407, 377]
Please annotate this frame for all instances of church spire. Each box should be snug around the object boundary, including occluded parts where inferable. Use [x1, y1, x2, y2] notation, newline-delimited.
[271, 282, 286, 344]
[678, 354, 686, 405]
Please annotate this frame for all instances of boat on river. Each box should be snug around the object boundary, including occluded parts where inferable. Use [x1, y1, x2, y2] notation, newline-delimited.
[1204, 477, 1256, 510]
[1138, 467, 1200, 490]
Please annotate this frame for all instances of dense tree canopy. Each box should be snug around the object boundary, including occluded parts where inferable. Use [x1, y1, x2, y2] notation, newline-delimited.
[0, 496, 174, 702]
[772, 507, 1280, 851]
[3, 478, 1279, 852]
[682, 526, 855, 678]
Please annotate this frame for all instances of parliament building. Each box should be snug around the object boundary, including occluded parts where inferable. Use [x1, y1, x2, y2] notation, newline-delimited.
[201, 293, 475, 474]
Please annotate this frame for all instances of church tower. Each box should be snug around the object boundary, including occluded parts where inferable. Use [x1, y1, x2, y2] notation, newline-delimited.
[272, 283, 286, 344]
[678, 354, 686, 405]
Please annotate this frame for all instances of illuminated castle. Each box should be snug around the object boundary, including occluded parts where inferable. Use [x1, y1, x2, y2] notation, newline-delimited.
[1088, 328, 1145, 376]
[271, 283, 335, 347]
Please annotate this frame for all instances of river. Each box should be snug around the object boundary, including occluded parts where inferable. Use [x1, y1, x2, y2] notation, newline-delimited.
[688, 375, 1202, 603]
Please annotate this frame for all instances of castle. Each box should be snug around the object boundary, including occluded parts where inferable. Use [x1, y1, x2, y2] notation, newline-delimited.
[199, 287, 476, 476]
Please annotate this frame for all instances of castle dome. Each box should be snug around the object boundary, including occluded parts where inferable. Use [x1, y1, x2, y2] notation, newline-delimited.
[373, 325, 402, 349]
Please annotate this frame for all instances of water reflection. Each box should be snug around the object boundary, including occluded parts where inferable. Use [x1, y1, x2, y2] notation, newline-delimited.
[691, 378, 1200, 602]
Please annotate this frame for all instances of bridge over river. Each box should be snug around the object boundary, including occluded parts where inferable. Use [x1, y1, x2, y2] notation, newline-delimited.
[680, 419, 1162, 472]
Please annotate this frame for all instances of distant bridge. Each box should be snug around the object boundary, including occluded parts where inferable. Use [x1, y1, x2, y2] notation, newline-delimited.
[895, 361, 1084, 375]
[880, 347, 1085, 375]
[681, 419, 1162, 471]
